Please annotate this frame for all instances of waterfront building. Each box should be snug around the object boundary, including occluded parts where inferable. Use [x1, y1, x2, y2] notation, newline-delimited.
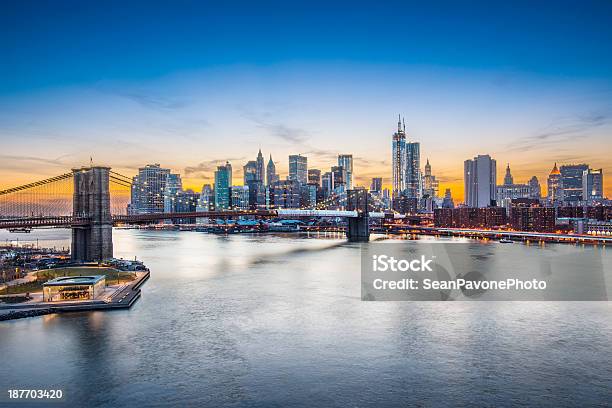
[577, 220, 612, 236]
[392, 115, 406, 198]
[464, 154, 497, 208]
[529, 176, 541, 200]
[214, 162, 232, 210]
[266, 155, 279, 186]
[289, 154, 308, 185]
[557, 206, 584, 219]
[583, 168, 603, 202]
[586, 206, 604, 221]
[231, 186, 250, 210]
[129, 164, 171, 214]
[422, 159, 439, 198]
[434, 208, 454, 227]
[560, 164, 589, 203]
[43, 275, 106, 302]
[270, 180, 301, 209]
[510, 206, 556, 232]
[338, 154, 353, 190]
[547, 163, 561, 203]
[433, 207, 507, 228]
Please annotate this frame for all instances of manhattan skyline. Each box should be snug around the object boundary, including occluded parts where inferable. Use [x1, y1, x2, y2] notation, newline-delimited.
[2, 1, 612, 201]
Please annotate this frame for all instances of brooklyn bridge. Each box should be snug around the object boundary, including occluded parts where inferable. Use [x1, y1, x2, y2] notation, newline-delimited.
[0, 166, 399, 262]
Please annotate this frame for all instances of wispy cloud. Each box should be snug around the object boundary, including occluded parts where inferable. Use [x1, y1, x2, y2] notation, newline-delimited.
[184, 157, 246, 178]
[506, 112, 610, 153]
[0, 154, 68, 167]
[109, 88, 191, 112]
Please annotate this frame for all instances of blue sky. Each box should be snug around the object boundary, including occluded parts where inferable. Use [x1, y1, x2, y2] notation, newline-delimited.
[1, 0, 611, 198]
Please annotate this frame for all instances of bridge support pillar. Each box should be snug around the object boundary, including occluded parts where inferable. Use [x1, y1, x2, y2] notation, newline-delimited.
[71, 167, 113, 262]
[346, 189, 370, 242]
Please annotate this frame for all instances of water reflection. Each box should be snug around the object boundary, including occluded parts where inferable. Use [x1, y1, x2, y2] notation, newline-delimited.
[0, 229, 611, 407]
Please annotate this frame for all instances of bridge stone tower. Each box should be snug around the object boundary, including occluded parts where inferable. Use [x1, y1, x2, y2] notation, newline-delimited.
[346, 189, 370, 242]
[71, 166, 113, 262]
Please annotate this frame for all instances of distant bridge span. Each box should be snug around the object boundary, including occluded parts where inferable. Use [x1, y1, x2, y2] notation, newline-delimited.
[0, 210, 405, 229]
[0, 167, 376, 261]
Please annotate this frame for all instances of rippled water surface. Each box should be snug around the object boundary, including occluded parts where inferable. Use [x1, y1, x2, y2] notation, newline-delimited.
[1, 229, 611, 407]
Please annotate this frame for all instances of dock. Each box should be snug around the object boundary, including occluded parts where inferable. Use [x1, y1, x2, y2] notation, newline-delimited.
[0, 270, 150, 321]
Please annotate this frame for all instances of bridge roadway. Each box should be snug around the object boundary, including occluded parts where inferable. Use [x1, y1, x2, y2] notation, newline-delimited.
[393, 225, 612, 243]
[0, 210, 407, 229]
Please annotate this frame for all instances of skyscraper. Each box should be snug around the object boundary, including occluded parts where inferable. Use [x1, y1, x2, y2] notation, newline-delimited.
[171, 189, 199, 221]
[256, 149, 265, 184]
[196, 184, 213, 223]
[243, 161, 258, 184]
[442, 188, 455, 208]
[370, 177, 382, 194]
[270, 180, 301, 209]
[495, 164, 530, 210]
[503, 164, 514, 185]
[129, 164, 171, 214]
[231, 185, 250, 210]
[528, 176, 541, 199]
[583, 168, 603, 202]
[225, 161, 232, 187]
[244, 160, 265, 209]
[197, 184, 213, 211]
[308, 169, 321, 186]
[163, 173, 183, 214]
[289, 154, 307, 185]
[560, 164, 589, 203]
[214, 162, 232, 210]
[331, 165, 347, 192]
[321, 172, 334, 199]
[547, 163, 561, 203]
[422, 159, 439, 198]
[464, 154, 497, 208]
[391, 115, 406, 197]
[406, 140, 420, 198]
[338, 154, 353, 190]
[266, 155, 278, 186]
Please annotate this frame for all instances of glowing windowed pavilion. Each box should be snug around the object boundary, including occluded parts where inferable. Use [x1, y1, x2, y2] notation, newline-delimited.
[43, 275, 106, 302]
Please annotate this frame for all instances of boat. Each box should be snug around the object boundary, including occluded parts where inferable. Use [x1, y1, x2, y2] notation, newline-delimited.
[499, 238, 513, 243]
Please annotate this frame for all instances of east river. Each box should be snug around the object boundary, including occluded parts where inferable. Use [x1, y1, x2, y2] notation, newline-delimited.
[1, 229, 611, 407]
